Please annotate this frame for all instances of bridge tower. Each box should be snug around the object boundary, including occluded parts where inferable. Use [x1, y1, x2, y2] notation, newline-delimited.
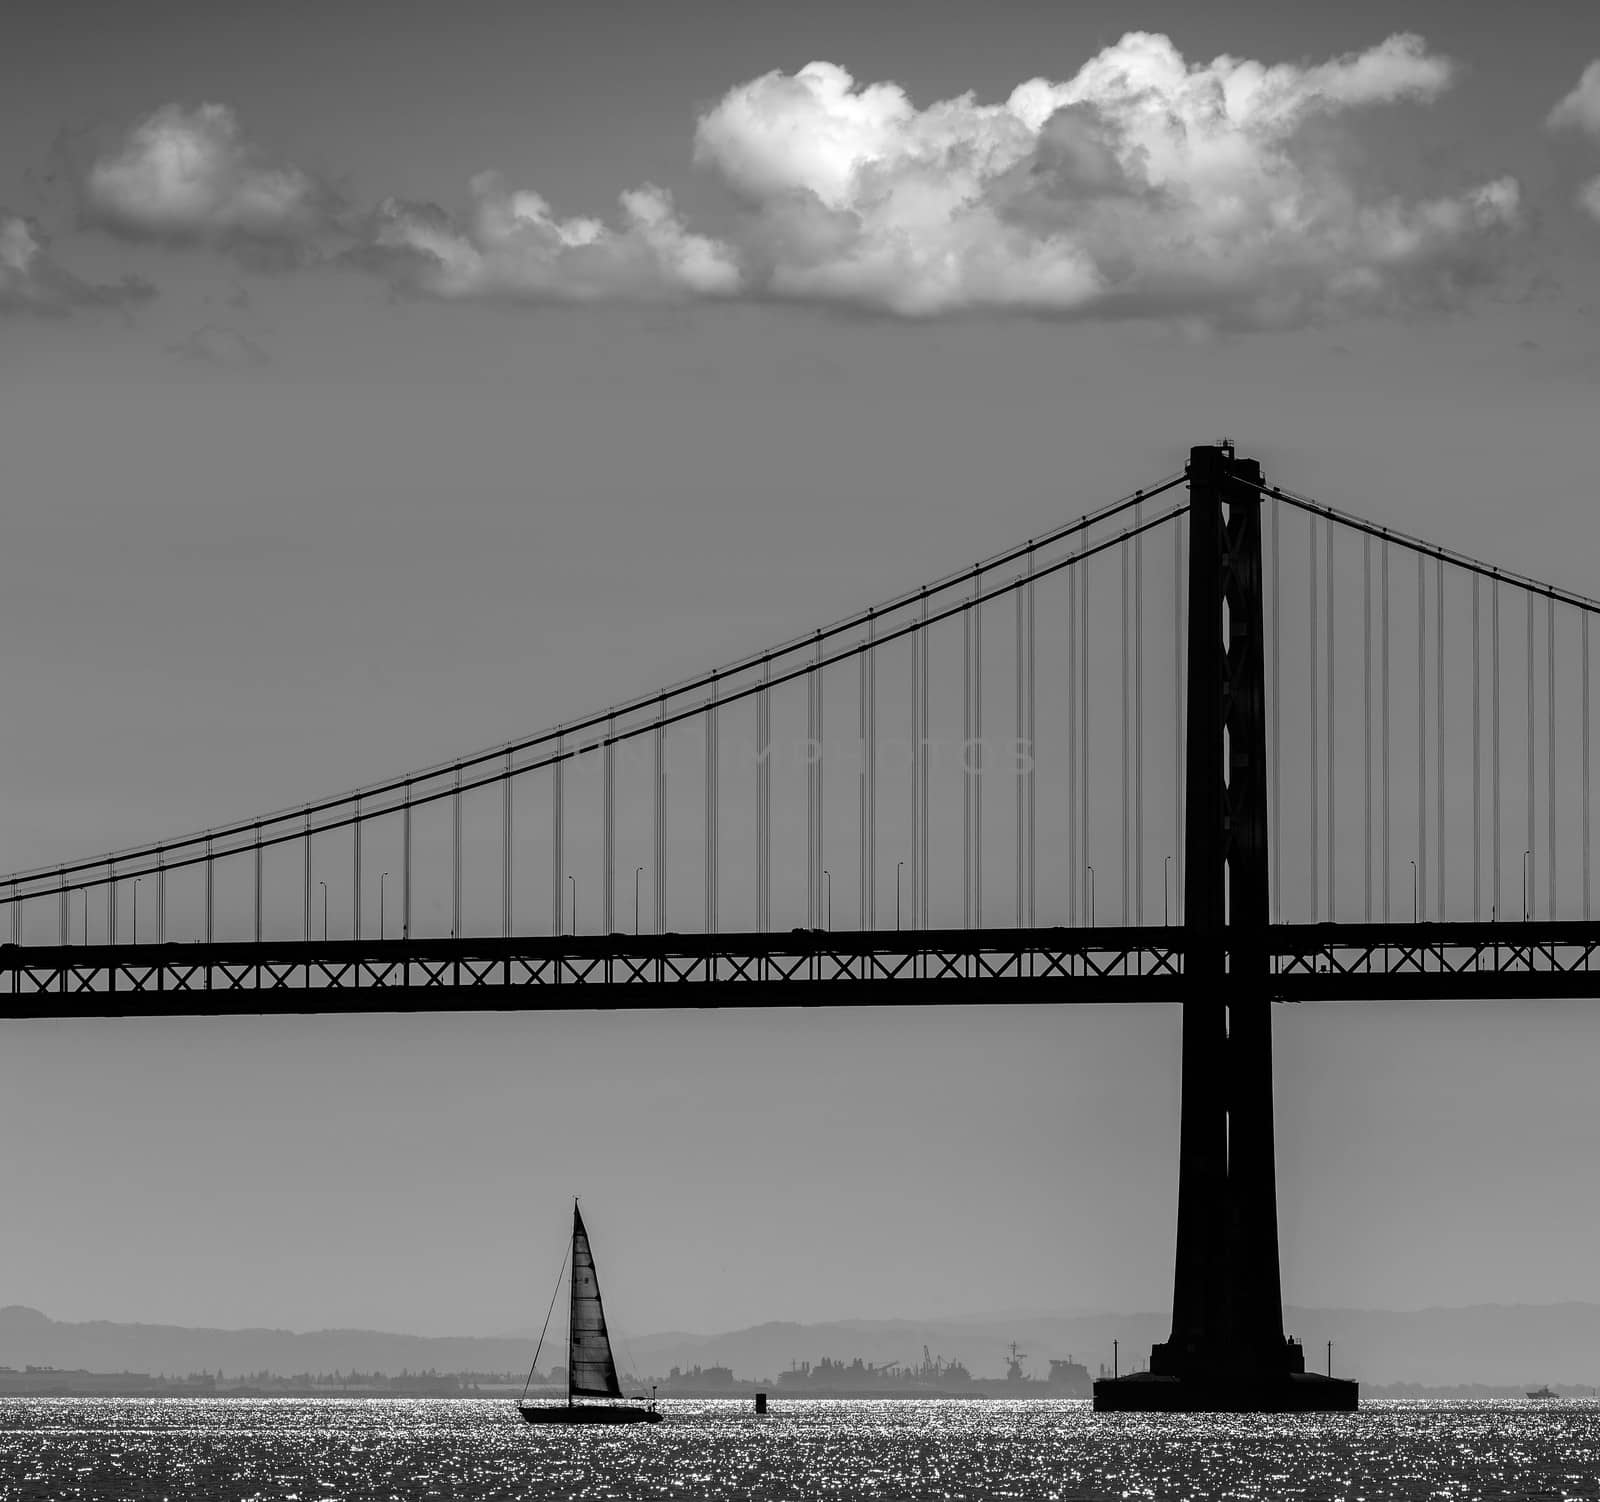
[1094, 444, 1358, 1411]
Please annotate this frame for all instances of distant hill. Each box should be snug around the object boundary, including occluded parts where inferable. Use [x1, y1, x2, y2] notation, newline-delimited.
[5, 1302, 1600, 1387]
[0, 1306, 531, 1381]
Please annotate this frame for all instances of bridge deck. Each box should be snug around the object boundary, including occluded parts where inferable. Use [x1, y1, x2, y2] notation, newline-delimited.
[5, 922, 1600, 1016]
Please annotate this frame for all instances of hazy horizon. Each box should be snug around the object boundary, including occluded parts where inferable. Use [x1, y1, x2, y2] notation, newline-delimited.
[19, 1293, 1600, 1343]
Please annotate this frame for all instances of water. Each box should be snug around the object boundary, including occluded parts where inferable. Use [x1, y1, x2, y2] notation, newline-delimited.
[3, 1397, 1599, 1500]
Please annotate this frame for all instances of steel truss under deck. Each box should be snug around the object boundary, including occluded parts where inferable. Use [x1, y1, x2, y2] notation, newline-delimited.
[5, 921, 1600, 1015]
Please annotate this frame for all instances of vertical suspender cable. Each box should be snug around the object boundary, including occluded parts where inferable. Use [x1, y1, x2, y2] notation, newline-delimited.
[1121, 535, 1131, 925]
[910, 619, 919, 934]
[706, 681, 718, 934]
[1016, 571, 1025, 927]
[1492, 579, 1501, 921]
[1586, 612, 1593, 920]
[1081, 554, 1090, 924]
[713, 680, 721, 933]
[807, 641, 817, 929]
[966, 579, 979, 921]
[1382, 538, 1391, 922]
[1417, 554, 1427, 922]
[158, 853, 166, 946]
[716, 681, 722, 931]
[1548, 598, 1557, 919]
[602, 727, 614, 935]
[303, 811, 313, 943]
[551, 739, 562, 937]
[655, 716, 667, 935]
[867, 617, 877, 928]
[860, 624, 869, 931]
[1472, 580, 1481, 920]
[1027, 552, 1037, 927]
[1134, 506, 1144, 926]
[1326, 515, 1335, 918]
[759, 665, 771, 933]
[254, 825, 263, 943]
[963, 591, 973, 930]
[506, 751, 516, 938]
[453, 765, 464, 939]
[706, 686, 715, 933]
[920, 597, 930, 929]
[402, 785, 412, 940]
[868, 616, 876, 931]
[206, 837, 214, 944]
[1179, 504, 1188, 928]
[108, 860, 116, 948]
[1527, 592, 1536, 918]
[353, 795, 362, 942]
[815, 638, 824, 928]
[1310, 515, 1320, 920]
[1437, 557, 1445, 920]
[1363, 534, 1373, 920]
[1068, 565, 1078, 925]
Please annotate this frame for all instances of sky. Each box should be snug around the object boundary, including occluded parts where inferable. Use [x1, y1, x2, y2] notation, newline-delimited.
[2, 0, 1600, 1340]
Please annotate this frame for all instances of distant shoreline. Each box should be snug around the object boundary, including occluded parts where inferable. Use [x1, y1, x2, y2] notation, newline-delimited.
[2, 1380, 1597, 1402]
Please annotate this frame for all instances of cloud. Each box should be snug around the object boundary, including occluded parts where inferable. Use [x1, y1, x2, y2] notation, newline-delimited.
[360, 173, 740, 302]
[0, 209, 156, 316]
[691, 32, 1517, 324]
[167, 324, 269, 368]
[83, 103, 339, 256]
[70, 35, 1525, 325]
[1548, 62, 1600, 139]
[1548, 63, 1600, 224]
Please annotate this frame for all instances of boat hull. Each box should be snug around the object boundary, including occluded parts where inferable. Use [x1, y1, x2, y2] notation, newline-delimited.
[519, 1402, 661, 1425]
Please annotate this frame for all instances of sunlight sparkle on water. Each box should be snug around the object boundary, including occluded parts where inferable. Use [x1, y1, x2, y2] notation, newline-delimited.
[1, 1397, 1598, 1501]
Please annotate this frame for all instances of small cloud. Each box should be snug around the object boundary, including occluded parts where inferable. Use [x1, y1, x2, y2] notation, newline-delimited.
[0, 209, 157, 316]
[83, 103, 341, 258]
[225, 281, 252, 309]
[1548, 62, 1600, 139]
[356, 174, 740, 303]
[1548, 65, 1600, 224]
[166, 324, 269, 367]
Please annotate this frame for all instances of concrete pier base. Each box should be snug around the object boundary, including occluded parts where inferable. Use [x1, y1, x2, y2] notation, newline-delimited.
[1093, 1371, 1358, 1412]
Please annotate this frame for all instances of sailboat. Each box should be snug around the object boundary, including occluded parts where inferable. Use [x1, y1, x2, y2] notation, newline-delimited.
[518, 1202, 661, 1425]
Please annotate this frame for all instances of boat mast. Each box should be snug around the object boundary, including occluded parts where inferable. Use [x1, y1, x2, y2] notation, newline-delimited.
[567, 1199, 577, 1407]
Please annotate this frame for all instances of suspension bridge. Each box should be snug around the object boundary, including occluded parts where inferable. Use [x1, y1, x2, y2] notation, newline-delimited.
[5, 442, 1599, 1409]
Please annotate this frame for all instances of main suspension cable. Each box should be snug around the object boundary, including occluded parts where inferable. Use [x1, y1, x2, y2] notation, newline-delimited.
[13, 506, 1187, 901]
[3, 475, 1187, 891]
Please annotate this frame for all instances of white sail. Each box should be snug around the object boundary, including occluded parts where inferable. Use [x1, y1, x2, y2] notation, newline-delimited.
[568, 1204, 623, 1399]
